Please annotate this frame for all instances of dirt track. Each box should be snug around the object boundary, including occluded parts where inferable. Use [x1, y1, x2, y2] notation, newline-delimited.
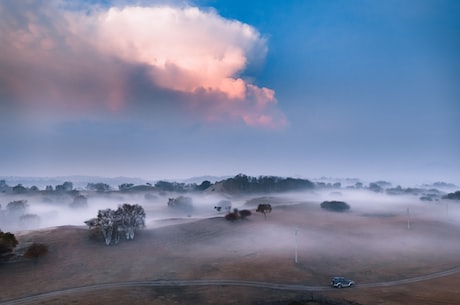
[4, 264, 460, 305]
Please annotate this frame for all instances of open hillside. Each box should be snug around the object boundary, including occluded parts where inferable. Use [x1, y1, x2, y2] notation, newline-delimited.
[2, 195, 460, 304]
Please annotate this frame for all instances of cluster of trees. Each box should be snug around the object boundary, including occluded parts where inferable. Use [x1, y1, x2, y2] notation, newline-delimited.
[315, 182, 343, 189]
[443, 191, 460, 200]
[154, 180, 211, 193]
[86, 182, 111, 192]
[0, 200, 41, 230]
[70, 195, 88, 208]
[0, 180, 77, 195]
[85, 203, 146, 246]
[116, 180, 211, 193]
[218, 174, 314, 194]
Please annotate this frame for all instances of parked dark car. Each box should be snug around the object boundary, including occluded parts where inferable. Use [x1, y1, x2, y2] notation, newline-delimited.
[330, 276, 355, 288]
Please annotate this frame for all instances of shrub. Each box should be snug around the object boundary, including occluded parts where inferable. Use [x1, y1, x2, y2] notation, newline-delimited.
[0, 231, 18, 258]
[320, 201, 350, 212]
[24, 243, 48, 262]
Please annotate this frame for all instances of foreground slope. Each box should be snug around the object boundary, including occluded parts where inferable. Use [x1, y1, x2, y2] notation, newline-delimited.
[2, 199, 460, 304]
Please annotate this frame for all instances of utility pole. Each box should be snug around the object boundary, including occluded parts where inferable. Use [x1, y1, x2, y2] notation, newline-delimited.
[294, 228, 298, 264]
[447, 202, 449, 221]
[407, 207, 410, 230]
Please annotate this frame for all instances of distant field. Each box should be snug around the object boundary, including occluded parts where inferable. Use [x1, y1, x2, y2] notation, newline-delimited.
[2, 197, 460, 305]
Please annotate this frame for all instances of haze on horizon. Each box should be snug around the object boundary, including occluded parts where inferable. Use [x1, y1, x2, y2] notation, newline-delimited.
[0, 0, 459, 186]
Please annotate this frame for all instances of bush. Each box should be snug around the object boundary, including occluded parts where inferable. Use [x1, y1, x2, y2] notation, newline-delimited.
[24, 243, 48, 262]
[320, 201, 350, 212]
[0, 231, 18, 258]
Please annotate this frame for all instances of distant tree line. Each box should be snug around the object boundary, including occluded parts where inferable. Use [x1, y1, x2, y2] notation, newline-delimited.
[443, 191, 460, 200]
[218, 174, 314, 194]
[153, 180, 211, 193]
[0, 180, 75, 194]
[2, 176, 455, 204]
[86, 182, 111, 192]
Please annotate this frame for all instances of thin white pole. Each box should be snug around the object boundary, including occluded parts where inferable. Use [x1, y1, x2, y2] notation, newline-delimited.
[407, 207, 410, 230]
[294, 228, 298, 264]
[447, 202, 449, 220]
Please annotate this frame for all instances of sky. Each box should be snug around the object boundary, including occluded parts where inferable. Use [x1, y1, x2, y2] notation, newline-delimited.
[0, 0, 459, 186]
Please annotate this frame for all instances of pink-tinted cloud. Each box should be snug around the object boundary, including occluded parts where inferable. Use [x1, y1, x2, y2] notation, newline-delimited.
[0, 1, 286, 128]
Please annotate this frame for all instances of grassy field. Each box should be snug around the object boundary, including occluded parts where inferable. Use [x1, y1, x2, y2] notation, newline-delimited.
[2, 198, 460, 304]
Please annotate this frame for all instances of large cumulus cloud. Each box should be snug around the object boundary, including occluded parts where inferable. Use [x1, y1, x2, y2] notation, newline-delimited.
[0, 1, 286, 128]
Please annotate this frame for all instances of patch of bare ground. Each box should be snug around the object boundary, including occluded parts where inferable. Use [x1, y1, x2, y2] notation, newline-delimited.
[2, 200, 460, 304]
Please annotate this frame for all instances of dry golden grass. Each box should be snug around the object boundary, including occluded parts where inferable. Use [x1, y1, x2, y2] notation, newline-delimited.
[2, 200, 460, 304]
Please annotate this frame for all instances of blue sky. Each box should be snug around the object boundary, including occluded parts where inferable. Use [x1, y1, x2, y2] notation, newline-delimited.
[0, 0, 459, 185]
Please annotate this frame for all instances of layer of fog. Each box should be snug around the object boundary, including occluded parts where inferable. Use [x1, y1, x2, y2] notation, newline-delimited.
[1, 186, 459, 233]
[0, 191, 251, 232]
[3, 186, 460, 284]
[134, 192, 460, 285]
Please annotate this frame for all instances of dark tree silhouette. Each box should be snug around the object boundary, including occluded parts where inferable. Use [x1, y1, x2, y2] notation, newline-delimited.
[55, 181, 73, 192]
[118, 183, 134, 191]
[70, 194, 88, 208]
[225, 209, 251, 221]
[220, 174, 314, 194]
[443, 191, 460, 200]
[87, 182, 111, 192]
[320, 201, 350, 212]
[368, 183, 383, 193]
[0, 231, 18, 259]
[256, 203, 272, 219]
[238, 209, 252, 219]
[196, 180, 211, 191]
[6, 200, 28, 216]
[12, 184, 27, 194]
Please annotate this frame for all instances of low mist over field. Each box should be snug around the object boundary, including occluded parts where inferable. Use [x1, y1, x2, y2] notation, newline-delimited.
[3, 174, 460, 305]
[1, 175, 459, 233]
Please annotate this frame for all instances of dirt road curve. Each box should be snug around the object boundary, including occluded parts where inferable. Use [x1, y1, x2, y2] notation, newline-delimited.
[3, 266, 460, 305]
